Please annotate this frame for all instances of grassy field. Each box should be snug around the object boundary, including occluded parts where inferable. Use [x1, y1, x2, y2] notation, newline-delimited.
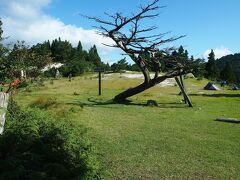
[15, 73, 240, 179]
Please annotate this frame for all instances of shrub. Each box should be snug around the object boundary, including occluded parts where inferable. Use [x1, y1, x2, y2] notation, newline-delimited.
[44, 67, 57, 78]
[0, 100, 101, 179]
[16, 79, 29, 89]
[30, 97, 58, 109]
[73, 92, 79, 96]
[25, 87, 33, 92]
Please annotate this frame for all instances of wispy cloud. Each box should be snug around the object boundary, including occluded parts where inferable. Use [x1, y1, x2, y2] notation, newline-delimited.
[0, 0, 118, 62]
[203, 47, 232, 59]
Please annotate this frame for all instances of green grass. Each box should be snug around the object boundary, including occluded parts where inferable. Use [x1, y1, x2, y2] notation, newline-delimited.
[15, 74, 240, 179]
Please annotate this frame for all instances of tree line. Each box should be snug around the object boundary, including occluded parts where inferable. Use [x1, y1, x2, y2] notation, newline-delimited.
[0, 18, 239, 84]
[205, 49, 239, 83]
[0, 18, 119, 81]
[0, 33, 107, 81]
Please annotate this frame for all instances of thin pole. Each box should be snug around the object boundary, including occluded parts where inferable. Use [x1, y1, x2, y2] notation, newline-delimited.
[180, 75, 187, 103]
[98, 71, 101, 95]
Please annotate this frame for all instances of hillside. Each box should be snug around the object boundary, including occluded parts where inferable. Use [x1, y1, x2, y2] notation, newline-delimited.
[217, 53, 240, 81]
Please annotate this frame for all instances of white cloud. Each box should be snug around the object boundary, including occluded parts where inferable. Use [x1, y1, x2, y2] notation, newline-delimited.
[203, 47, 232, 59]
[0, 0, 118, 63]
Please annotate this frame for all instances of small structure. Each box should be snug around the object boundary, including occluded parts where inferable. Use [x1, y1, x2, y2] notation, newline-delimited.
[55, 69, 60, 78]
[232, 84, 239, 90]
[184, 73, 195, 79]
[0, 92, 9, 134]
[204, 82, 220, 90]
[21, 70, 27, 79]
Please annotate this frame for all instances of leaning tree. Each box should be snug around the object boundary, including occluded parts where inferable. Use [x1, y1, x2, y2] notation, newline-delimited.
[87, 0, 196, 106]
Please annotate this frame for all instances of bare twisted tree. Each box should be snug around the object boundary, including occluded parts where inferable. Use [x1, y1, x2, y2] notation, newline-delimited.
[87, 0, 194, 103]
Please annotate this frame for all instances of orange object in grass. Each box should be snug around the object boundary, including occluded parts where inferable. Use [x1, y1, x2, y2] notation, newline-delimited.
[11, 79, 21, 87]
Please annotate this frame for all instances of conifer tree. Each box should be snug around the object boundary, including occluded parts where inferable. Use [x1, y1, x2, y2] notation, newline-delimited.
[77, 41, 83, 52]
[88, 45, 102, 67]
[205, 50, 220, 80]
[178, 45, 184, 55]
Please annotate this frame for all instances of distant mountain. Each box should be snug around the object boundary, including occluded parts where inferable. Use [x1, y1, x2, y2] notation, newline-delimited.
[216, 53, 240, 82]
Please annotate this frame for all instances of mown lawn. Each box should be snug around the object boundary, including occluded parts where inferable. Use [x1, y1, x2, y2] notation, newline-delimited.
[16, 74, 240, 179]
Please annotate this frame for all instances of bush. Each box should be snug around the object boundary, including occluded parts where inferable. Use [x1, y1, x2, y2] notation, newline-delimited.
[0, 100, 101, 179]
[30, 97, 58, 109]
[16, 79, 29, 89]
[44, 67, 57, 78]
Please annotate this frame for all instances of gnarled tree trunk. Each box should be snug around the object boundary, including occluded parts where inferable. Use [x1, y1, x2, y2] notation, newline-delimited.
[88, 0, 195, 105]
[113, 67, 184, 102]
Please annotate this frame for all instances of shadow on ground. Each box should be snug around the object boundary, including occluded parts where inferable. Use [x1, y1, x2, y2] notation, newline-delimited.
[66, 98, 188, 109]
[189, 93, 240, 98]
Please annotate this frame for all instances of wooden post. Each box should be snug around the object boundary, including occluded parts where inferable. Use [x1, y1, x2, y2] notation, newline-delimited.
[180, 75, 187, 104]
[94, 67, 104, 96]
[175, 77, 193, 107]
[98, 71, 101, 96]
[0, 92, 9, 134]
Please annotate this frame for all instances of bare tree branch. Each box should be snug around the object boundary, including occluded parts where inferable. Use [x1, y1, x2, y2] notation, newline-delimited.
[84, 0, 193, 102]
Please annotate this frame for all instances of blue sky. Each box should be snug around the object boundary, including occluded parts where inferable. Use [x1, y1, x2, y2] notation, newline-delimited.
[1, 0, 240, 64]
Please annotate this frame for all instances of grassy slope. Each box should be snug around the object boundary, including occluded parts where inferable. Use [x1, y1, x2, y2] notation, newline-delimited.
[16, 74, 240, 179]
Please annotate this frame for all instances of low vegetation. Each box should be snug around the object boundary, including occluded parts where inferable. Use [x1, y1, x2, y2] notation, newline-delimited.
[0, 99, 101, 179]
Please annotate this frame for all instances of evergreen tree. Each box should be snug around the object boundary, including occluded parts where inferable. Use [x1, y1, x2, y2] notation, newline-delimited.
[77, 41, 83, 52]
[191, 57, 205, 79]
[178, 45, 184, 55]
[220, 62, 237, 83]
[31, 41, 51, 56]
[177, 46, 188, 60]
[171, 50, 178, 57]
[7, 41, 29, 78]
[72, 41, 85, 61]
[87, 45, 102, 67]
[205, 50, 220, 80]
[184, 50, 189, 59]
[51, 38, 73, 63]
[111, 58, 131, 72]
[190, 55, 194, 61]
[104, 63, 111, 71]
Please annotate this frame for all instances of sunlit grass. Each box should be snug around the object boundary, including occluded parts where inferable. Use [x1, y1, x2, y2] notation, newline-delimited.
[16, 73, 240, 179]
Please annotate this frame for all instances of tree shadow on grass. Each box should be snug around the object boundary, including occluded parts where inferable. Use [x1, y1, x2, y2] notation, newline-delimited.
[66, 98, 118, 109]
[189, 93, 240, 98]
[66, 98, 188, 109]
[157, 102, 189, 108]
